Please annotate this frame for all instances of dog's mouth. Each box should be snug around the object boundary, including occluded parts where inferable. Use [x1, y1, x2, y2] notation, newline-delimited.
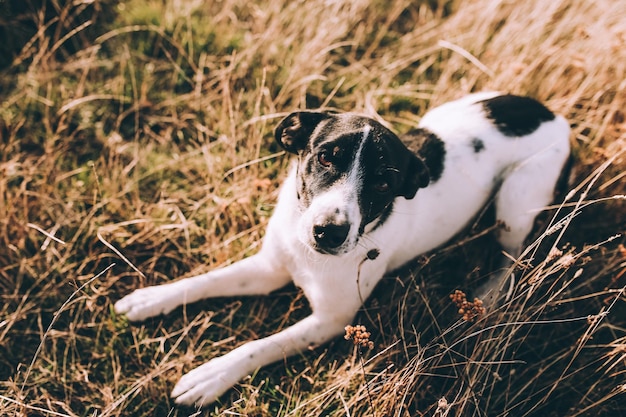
[311, 245, 342, 256]
[310, 241, 357, 256]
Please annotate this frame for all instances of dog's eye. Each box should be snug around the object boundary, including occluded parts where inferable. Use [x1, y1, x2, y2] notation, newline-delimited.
[374, 179, 390, 193]
[318, 151, 332, 168]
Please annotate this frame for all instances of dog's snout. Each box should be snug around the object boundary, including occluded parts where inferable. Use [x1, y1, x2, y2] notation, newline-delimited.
[313, 222, 350, 250]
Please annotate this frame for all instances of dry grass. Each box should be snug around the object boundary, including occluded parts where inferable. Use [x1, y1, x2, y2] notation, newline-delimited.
[1, 0, 625, 416]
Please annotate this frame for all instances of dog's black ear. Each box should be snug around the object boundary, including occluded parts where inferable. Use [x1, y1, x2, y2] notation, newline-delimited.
[400, 153, 430, 199]
[275, 111, 329, 154]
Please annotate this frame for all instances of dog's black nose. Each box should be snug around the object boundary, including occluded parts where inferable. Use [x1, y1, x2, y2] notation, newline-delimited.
[313, 223, 350, 250]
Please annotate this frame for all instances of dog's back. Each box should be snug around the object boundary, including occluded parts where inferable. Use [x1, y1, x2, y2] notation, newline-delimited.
[378, 93, 571, 271]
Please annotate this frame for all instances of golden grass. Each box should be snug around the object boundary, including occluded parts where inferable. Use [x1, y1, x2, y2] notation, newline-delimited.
[0, 0, 624, 415]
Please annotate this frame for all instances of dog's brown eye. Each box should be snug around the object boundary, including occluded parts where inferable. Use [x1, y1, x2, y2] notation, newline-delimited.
[374, 180, 390, 193]
[318, 151, 332, 167]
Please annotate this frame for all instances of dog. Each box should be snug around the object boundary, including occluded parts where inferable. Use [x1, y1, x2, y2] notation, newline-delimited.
[114, 92, 571, 406]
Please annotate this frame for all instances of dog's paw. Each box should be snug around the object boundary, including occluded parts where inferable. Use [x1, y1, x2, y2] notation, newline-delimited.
[171, 354, 248, 406]
[114, 284, 179, 321]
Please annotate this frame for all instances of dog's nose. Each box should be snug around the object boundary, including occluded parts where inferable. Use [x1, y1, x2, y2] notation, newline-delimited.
[313, 223, 350, 250]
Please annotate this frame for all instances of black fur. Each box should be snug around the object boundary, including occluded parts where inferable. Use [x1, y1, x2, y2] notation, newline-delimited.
[471, 138, 485, 153]
[358, 127, 427, 228]
[275, 112, 329, 153]
[402, 128, 446, 182]
[481, 94, 555, 137]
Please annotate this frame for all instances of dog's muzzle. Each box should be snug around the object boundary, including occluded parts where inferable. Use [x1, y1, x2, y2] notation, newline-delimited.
[312, 222, 350, 254]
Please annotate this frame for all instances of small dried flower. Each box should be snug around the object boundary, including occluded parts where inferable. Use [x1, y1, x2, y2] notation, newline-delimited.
[450, 290, 485, 322]
[434, 396, 450, 416]
[345, 324, 375, 349]
[556, 253, 576, 268]
[547, 247, 563, 262]
[437, 396, 448, 409]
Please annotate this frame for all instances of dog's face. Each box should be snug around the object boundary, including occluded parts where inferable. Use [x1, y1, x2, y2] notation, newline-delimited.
[275, 111, 429, 255]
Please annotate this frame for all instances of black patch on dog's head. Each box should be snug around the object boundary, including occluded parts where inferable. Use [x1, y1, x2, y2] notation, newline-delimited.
[402, 128, 445, 182]
[276, 112, 367, 207]
[359, 125, 429, 227]
[481, 94, 555, 137]
[275, 111, 330, 154]
[275, 111, 430, 230]
[471, 138, 485, 153]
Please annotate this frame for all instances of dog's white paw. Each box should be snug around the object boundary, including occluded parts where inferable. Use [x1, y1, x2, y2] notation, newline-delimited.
[114, 284, 180, 321]
[171, 353, 248, 406]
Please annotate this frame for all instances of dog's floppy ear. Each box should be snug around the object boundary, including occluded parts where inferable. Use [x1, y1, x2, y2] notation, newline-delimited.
[399, 153, 430, 199]
[275, 111, 329, 154]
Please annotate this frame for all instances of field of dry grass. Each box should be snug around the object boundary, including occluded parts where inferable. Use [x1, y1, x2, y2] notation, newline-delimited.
[0, 0, 624, 416]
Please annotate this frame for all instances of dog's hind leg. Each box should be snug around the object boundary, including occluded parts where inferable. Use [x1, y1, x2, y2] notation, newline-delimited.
[477, 138, 569, 303]
[114, 251, 291, 321]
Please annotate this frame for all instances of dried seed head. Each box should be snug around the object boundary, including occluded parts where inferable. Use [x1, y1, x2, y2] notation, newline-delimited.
[344, 324, 375, 349]
[438, 396, 448, 410]
[450, 290, 485, 322]
[435, 396, 450, 416]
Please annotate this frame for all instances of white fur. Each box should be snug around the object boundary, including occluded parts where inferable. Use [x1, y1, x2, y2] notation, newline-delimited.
[114, 92, 570, 406]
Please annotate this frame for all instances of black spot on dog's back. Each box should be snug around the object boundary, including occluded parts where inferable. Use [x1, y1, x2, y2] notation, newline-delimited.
[471, 138, 485, 153]
[481, 94, 555, 137]
[402, 128, 445, 182]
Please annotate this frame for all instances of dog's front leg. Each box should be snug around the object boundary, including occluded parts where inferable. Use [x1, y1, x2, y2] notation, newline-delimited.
[171, 311, 350, 406]
[114, 251, 290, 321]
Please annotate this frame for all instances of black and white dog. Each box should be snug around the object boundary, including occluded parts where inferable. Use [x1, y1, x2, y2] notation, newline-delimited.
[114, 92, 570, 405]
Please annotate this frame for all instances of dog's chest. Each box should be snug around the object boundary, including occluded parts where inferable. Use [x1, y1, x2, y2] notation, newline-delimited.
[288, 249, 385, 314]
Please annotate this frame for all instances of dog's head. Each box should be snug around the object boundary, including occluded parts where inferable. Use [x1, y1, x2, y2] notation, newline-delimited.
[275, 111, 430, 255]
